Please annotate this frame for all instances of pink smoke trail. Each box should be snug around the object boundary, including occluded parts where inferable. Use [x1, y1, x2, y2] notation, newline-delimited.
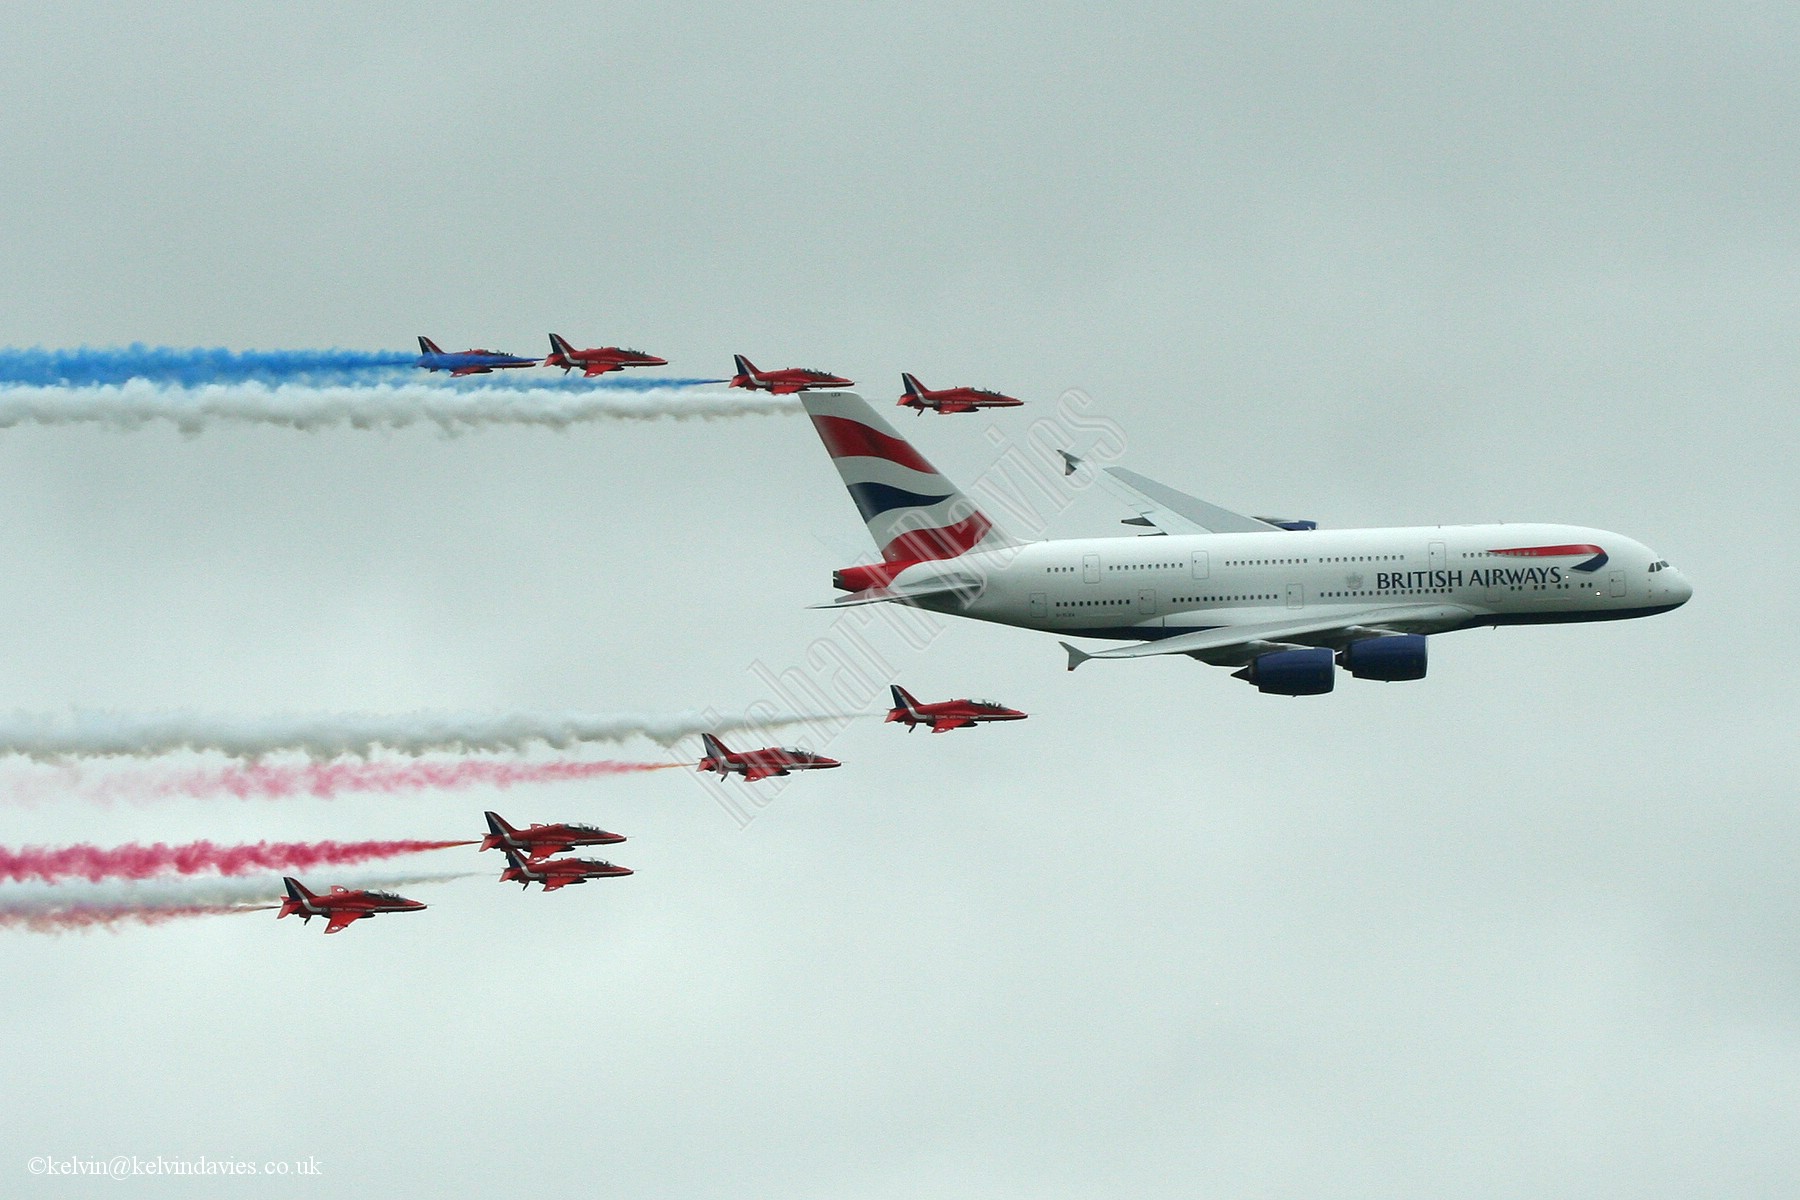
[0, 904, 274, 934]
[0, 838, 474, 884]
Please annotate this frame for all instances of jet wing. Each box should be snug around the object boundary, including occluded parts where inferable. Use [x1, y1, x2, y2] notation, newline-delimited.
[1060, 602, 1475, 670]
[741, 766, 786, 782]
[582, 364, 619, 377]
[930, 717, 974, 733]
[1059, 452, 1280, 536]
[324, 911, 365, 934]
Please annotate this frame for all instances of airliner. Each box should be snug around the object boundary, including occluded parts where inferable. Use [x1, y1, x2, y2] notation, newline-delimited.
[799, 393, 1691, 693]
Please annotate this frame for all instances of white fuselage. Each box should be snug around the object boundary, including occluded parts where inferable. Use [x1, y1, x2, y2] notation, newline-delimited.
[886, 522, 1691, 642]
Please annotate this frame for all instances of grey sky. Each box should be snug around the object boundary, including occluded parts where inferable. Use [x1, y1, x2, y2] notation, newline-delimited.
[0, 4, 1794, 1197]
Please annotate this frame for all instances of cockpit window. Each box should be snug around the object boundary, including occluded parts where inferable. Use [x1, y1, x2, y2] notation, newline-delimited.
[1649, 560, 1671, 572]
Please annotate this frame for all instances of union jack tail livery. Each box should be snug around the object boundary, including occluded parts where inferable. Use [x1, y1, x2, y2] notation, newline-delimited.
[802, 392, 1021, 582]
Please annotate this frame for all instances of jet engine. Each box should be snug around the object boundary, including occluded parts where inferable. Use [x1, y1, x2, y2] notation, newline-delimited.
[1231, 647, 1336, 695]
[1336, 634, 1428, 681]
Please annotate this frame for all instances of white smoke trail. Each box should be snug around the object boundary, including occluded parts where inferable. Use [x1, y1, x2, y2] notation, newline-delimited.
[0, 869, 475, 912]
[0, 380, 800, 432]
[0, 708, 848, 761]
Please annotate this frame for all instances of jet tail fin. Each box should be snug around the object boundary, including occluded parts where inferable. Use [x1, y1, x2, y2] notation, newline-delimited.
[900, 372, 926, 398]
[732, 354, 757, 379]
[890, 684, 921, 713]
[801, 392, 1024, 564]
[501, 847, 532, 886]
[482, 811, 515, 851]
[701, 732, 731, 760]
[279, 876, 315, 918]
[417, 336, 444, 355]
[548, 333, 574, 357]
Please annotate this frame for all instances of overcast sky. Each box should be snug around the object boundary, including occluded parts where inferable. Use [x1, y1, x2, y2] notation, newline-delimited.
[1, 4, 1795, 1197]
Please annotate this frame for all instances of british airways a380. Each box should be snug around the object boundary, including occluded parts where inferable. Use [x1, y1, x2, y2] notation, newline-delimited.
[798, 393, 1690, 694]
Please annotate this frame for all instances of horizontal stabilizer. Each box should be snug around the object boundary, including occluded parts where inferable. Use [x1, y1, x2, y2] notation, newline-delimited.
[810, 578, 980, 609]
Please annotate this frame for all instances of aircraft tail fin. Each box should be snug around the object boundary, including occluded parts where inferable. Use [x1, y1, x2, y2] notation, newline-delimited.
[900, 372, 926, 399]
[279, 876, 315, 918]
[482, 811, 515, 852]
[801, 392, 1023, 563]
[890, 684, 921, 713]
[417, 336, 444, 355]
[547, 333, 574, 358]
[732, 354, 757, 379]
[700, 732, 730, 761]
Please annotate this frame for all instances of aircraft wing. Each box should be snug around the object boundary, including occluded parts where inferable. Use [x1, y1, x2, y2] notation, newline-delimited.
[1059, 452, 1279, 536]
[324, 911, 365, 934]
[582, 364, 619, 377]
[740, 765, 785, 782]
[1060, 602, 1475, 670]
[930, 717, 973, 733]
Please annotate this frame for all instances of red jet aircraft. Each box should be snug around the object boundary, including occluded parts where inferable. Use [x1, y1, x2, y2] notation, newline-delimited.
[885, 684, 1029, 733]
[543, 333, 668, 377]
[499, 848, 633, 891]
[278, 877, 426, 934]
[415, 336, 540, 377]
[481, 811, 625, 858]
[697, 732, 841, 782]
[728, 355, 854, 394]
[896, 373, 1024, 415]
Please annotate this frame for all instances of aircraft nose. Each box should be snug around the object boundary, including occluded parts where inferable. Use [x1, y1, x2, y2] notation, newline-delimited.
[1665, 569, 1693, 607]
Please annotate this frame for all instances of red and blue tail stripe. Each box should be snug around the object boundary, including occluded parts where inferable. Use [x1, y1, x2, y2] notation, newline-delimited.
[802, 392, 1017, 565]
[1489, 543, 1609, 572]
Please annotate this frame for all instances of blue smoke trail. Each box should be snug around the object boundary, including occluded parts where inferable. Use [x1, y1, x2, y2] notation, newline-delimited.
[0, 345, 728, 390]
[0, 345, 420, 387]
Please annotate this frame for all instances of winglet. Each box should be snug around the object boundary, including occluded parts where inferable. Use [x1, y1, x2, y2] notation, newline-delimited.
[1059, 641, 1092, 672]
[1058, 450, 1082, 477]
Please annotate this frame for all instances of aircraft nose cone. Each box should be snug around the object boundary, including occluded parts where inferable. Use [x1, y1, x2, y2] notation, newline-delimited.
[1667, 570, 1693, 607]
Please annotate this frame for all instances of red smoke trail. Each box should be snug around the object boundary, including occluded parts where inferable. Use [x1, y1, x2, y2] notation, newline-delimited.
[0, 839, 474, 884]
[57, 757, 681, 804]
[0, 904, 274, 934]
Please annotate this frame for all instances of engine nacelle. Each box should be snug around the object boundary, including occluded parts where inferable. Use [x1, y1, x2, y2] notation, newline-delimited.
[1231, 647, 1335, 695]
[1336, 634, 1428, 681]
